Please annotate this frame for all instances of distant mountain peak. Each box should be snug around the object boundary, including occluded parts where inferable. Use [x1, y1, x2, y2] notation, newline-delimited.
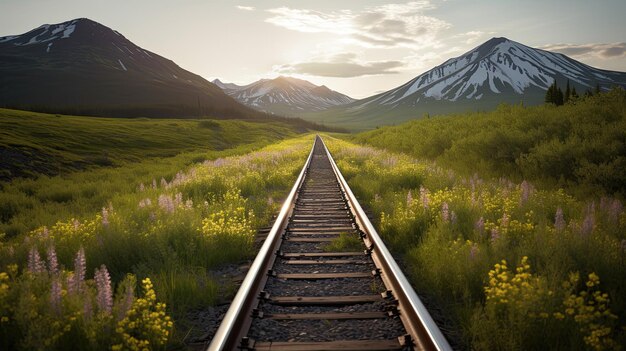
[0, 18, 258, 119]
[214, 76, 354, 115]
[353, 36, 626, 110]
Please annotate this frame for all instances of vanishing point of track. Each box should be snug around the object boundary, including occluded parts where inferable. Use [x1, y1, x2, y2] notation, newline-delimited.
[208, 136, 452, 351]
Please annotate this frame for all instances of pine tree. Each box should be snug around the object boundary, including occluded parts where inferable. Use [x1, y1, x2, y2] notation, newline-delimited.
[564, 80, 571, 103]
[555, 86, 564, 106]
[545, 81, 556, 104]
[585, 89, 593, 98]
[571, 87, 578, 99]
[595, 83, 601, 94]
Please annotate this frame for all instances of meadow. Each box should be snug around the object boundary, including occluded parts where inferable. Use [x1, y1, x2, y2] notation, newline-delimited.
[0, 108, 314, 349]
[326, 136, 624, 349]
[1, 89, 624, 350]
[353, 88, 626, 199]
[326, 92, 626, 350]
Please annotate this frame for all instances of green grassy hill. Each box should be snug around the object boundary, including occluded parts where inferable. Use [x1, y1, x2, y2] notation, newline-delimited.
[0, 108, 299, 180]
[352, 88, 626, 198]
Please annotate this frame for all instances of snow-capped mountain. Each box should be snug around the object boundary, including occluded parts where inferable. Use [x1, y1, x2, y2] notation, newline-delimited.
[351, 37, 626, 110]
[0, 18, 259, 118]
[211, 78, 242, 91]
[213, 76, 355, 115]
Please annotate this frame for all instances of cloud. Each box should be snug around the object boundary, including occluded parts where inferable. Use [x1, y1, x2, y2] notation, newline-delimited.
[275, 53, 404, 77]
[265, 1, 450, 49]
[236, 5, 255, 11]
[540, 42, 626, 59]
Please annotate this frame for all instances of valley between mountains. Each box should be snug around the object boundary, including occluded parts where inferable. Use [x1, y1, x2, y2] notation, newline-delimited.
[1, 13, 626, 351]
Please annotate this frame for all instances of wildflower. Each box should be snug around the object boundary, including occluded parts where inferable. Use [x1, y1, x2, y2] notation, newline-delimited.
[160, 178, 168, 189]
[102, 207, 109, 227]
[50, 278, 62, 315]
[267, 197, 274, 207]
[520, 180, 533, 204]
[158, 194, 175, 213]
[47, 245, 58, 275]
[27, 247, 45, 274]
[73, 219, 80, 231]
[185, 199, 193, 209]
[555, 207, 566, 231]
[475, 217, 485, 234]
[490, 228, 500, 242]
[469, 243, 479, 260]
[419, 186, 429, 209]
[500, 212, 510, 228]
[95, 265, 113, 314]
[406, 190, 413, 206]
[450, 211, 457, 224]
[174, 193, 183, 207]
[71, 247, 86, 293]
[608, 199, 623, 224]
[581, 212, 594, 236]
[139, 183, 145, 192]
[151, 179, 157, 189]
[441, 202, 449, 222]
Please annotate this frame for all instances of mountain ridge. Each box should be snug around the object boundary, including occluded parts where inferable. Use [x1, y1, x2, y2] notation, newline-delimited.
[213, 76, 355, 116]
[303, 37, 626, 130]
[0, 18, 262, 119]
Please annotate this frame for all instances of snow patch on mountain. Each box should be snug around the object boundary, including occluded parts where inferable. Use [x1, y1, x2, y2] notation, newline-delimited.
[213, 76, 355, 114]
[355, 37, 626, 109]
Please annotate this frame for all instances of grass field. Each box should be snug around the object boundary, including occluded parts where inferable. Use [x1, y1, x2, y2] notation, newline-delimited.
[0, 122, 314, 349]
[326, 136, 625, 350]
[0, 108, 299, 179]
[352, 88, 626, 200]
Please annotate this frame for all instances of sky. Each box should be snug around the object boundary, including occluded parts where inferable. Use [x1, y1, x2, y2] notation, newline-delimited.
[1, 0, 625, 98]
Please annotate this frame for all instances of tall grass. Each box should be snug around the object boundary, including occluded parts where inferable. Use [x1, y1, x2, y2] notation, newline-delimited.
[0, 135, 314, 349]
[352, 88, 626, 199]
[325, 137, 625, 350]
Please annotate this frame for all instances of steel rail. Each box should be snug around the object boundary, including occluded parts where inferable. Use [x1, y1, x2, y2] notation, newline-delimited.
[207, 136, 317, 351]
[320, 137, 453, 351]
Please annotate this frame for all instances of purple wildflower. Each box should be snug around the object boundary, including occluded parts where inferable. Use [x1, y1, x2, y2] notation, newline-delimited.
[406, 190, 413, 207]
[475, 217, 485, 234]
[160, 178, 168, 189]
[174, 192, 183, 207]
[71, 247, 86, 293]
[47, 245, 58, 275]
[555, 207, 566, 231]
[158, 194, 175, 213]
[94, 265, 113, 314]
[500, 212, 510, 228]
[73, 219, 80, 231]
[50, 278, 62, 315]
[27, 247, 45, 274]
[490, 228, 500, 242]
[152, 179, 157, 189]
[441, 202, 449, 222]
[267, 197, 274, 207]
[469, 243, 479, 260]
[419, 186, 429, 209]
[185, 199, 194, 209]
[117, 283, 135, 321]
[581, 212, 594, 236]
[520, 180, 533, 204]
[139, 183, 145, 192]
[102, 207, 109, 227]
[608, 199, 623, 224]
[450, 211, 457, 224]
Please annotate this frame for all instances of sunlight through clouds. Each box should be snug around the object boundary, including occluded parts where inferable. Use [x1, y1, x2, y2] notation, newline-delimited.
[265, 1, 450, 49]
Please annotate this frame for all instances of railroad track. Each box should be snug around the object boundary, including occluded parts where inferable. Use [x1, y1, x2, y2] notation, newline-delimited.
[208, 136, 451, 351]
